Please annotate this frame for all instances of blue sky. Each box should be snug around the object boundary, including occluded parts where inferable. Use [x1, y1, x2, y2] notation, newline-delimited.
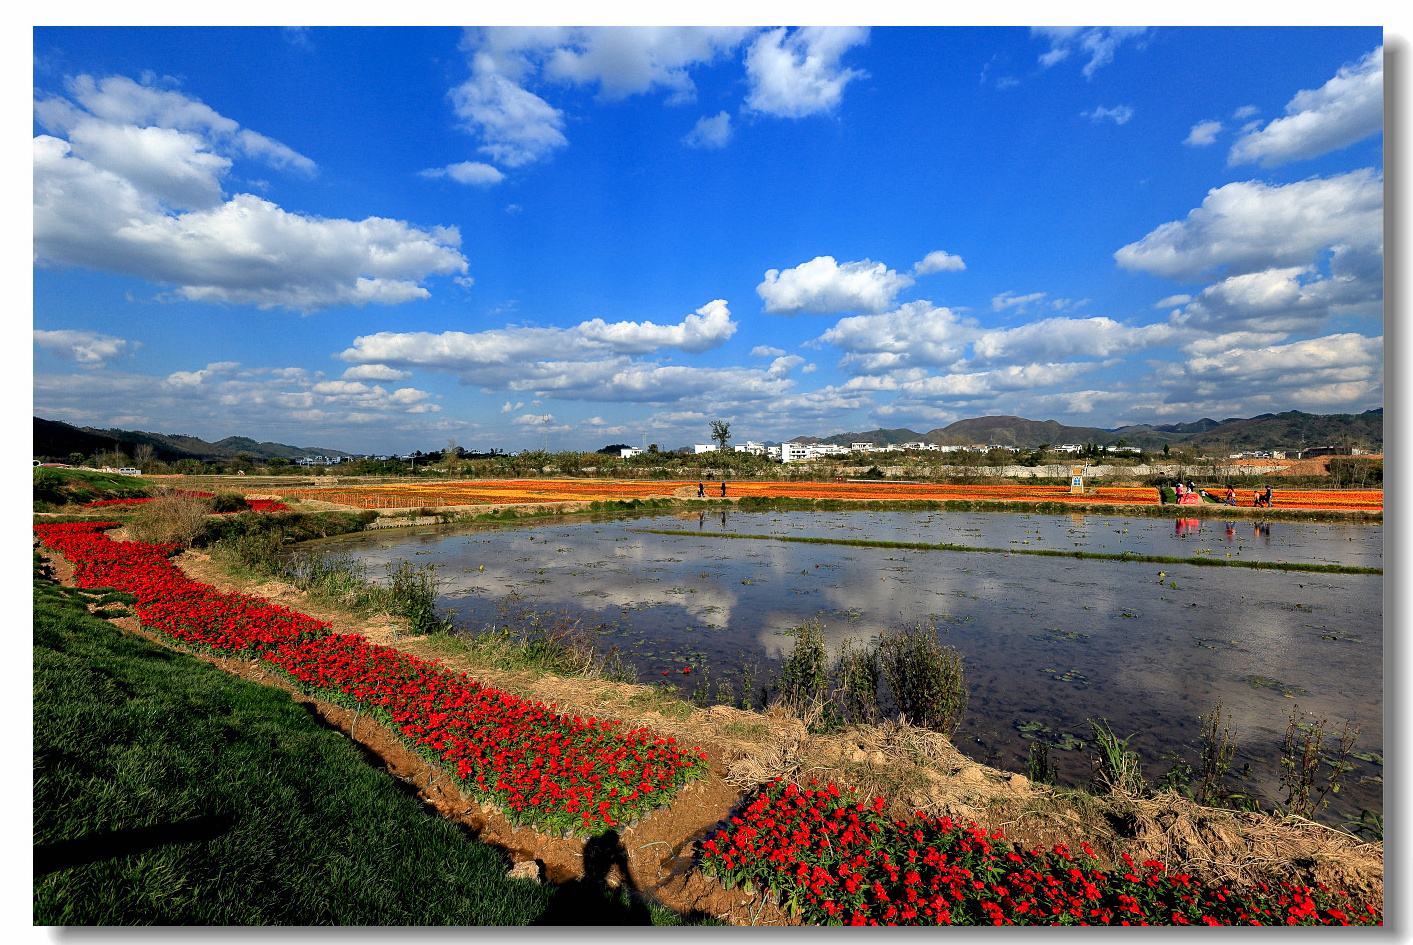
[32, 26, 1384, 452]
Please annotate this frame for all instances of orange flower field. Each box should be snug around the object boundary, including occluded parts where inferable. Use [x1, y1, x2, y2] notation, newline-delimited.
[275, 479, 1382, 512]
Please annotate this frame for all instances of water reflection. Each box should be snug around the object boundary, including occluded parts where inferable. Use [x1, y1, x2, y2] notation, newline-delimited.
[322, 509, 1382, 819]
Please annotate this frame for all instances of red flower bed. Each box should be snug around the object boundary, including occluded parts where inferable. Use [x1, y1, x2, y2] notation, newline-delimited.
[701, 781, 1380, 926]
[244, 499, 290, 513]
[34, 522, 330, 655]
[264, 634, 707, 835]
[83, 491, 291, 513]
[33, 521, 708, 837]
[83, 497, 153, 507]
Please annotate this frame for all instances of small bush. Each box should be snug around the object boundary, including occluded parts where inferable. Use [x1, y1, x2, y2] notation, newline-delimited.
[1027, 741, 1057, 785]
[878, 623, 966, 734]
[387, 560, 451, 634]
[776, 621, 830, 716]
[1088, 719, 1146, 796]
[127, 495, 211, 546]
[1196, 704, 1238, 806]
[1279, 707, 1358, 820]
[210, 491, 250, 513]
[833, 637, 881, 724]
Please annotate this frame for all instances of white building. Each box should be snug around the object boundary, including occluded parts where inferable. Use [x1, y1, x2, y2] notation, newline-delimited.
[734, 441, 767, 455]
[620, 447, 644, 458]
[693, 444, 719, 454]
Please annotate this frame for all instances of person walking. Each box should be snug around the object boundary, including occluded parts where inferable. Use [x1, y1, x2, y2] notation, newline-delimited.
[720, 480, 727, 497]
[1263, 485, 1273, 507]
[697, 481, 705, 498]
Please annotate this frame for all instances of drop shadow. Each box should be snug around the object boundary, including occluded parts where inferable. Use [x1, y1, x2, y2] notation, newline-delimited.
[35, 813, 236, 877]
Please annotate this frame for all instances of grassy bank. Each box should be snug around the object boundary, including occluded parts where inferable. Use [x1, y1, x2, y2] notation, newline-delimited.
[32, 559, 693, 925]
[631, 528, 1383, 576]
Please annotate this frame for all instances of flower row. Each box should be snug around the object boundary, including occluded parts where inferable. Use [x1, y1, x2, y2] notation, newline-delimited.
[700, 780, 1380, 927]
[32, 521, 706, 836]
[34, 522, 329, 654]
[82, 492, 289, 513]
[265, 634, 707, 834]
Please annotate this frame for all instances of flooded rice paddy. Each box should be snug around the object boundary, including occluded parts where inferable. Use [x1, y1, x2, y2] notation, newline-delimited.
[323, 509, 1383, 820]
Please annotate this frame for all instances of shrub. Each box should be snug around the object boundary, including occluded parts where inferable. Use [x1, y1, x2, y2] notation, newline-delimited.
[1279, 707, 1358, 820]
[387, 560, 451, 634]
[878, 623, 966, 734]
[127, 495, 212, 546]
[1197, 704, 1238, 806]
[210, 491, 250, 513]
[776, 621, 830, 717]
[1088, 719, 1146, 796]
[833, 638, 881, 724]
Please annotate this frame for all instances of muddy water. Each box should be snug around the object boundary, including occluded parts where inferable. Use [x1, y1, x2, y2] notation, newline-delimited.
[323, 510, 1383, 821]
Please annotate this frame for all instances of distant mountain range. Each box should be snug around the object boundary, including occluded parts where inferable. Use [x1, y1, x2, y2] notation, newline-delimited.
[33, 417, 356, 462]
[793, 409, 1383, 452]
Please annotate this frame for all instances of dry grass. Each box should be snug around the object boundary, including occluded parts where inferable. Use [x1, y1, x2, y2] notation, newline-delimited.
[126, 495, 211, 546]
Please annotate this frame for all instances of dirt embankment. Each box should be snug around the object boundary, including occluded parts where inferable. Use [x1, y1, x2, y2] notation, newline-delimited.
[45, 545, 1385, 922]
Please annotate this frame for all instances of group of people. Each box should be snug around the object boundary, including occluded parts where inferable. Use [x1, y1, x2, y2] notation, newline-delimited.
[697, 480, 727, 498]
[1166, 480, 1274, 508]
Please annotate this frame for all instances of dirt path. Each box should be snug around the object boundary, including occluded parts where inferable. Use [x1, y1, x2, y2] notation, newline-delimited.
[40, 541, 1385, 921]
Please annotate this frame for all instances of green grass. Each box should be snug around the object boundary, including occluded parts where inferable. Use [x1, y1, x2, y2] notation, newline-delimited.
[631, 529, 1383, 576]
[32, 562, 702, 925]
[33, 467, 154, 509]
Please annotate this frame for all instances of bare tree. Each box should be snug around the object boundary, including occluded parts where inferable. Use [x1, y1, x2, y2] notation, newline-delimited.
[133, 443, 156, 470]
[444, 438, 461, 472]
[710, 419, 731, 453]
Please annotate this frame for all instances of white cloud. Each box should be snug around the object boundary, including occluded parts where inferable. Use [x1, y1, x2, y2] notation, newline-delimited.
[757, 255, 913, 314]
[1033, 27, 1148, 78]
[33, 77, 467, 311]
[37, 365, 444, 445]
[750, 345, 786, 358]
[1229, 47, 1382, 167]
[513, 412, 556, 426]
[819, 302, 975, 373]
[1159, 332, 1382, 412]
[743, 26, 869, 118]
[342, 364, 412, 381]
[1154, 294, 1192, 309]
[683, 111, 733, 149]
[451, 28, 751, 167]
[539, 27, 751, 102]
[970, 316, 1176, 363]
[1232, 104, 1259, 120]
[501, 400, 525, 413]
[1180, 330, 1291, 357]
[33, 329, 137, 367]
[419, 161, 505, 186]
[1114, 168, 1382, 280]
[338, 299, 767, 404]
[449, 69, 567, 168]
[1184, 120, 1223, 147]
[1082, 104, 1133, 125]
[991, 290, 1047, 312]
[912, 250, 966, 275]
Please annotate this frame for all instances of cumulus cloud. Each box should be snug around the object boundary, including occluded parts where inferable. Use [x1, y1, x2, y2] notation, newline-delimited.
[1229, 47, 1382, 167]
[1154, 332, 1382, 414]
[758, 255, 913, 314]
[1184, 120, 1223, 146]
[33, 329, 137, 367]
[912, 250, 966, 275]
[539, 27, 751, 101]
[1082, 104, 1134, 125]
[818, 302, 1175, 379]
[335, 298, 791, 404]
[1033, 27, 1148, 78]
[419, 161, 505, 186]
[341, 364, 412, 381]
[33, 76, 467, 311]
[751, 345, 786, 358]
[1114, 168, 1382, 280]
[743, 26, 869, 117]
[36, 365, 444, 445]
[451, 28, 751, 167]
[683, 111, 732, 149]
[1154, 294, 1192, 309]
